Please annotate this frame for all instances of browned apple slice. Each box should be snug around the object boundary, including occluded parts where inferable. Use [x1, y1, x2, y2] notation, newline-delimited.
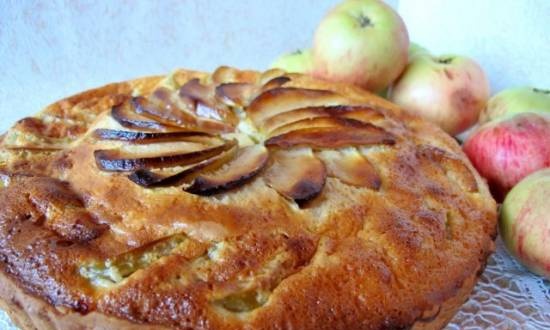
[179, 78, 212, 102]
[317, 149, 381, 190]
[145, 86, 234, 133]
[94, 139, 237, 172]
[93, 129, 212, 144]
[268, 117, 377, 137]
[417, 145, 478, 192]
[111, 100, 176, 131]
[265, 123, 396, 149]
[258, 68, 287, 85]
[211, 66, 241, 84]
[132, 95, 197, 127]
[247, 87, 350, 126]
[263, 105, 384, 134]
[179, 78, 239, 127]
[260, 76, 291, 91]
[263, 149, 326, 205]
[340, 107, 385, 123]
[215, 82, 257, 107]
[184, 145, 269, 195]
[128, 144, 238, 187]
[215, 76, 290, 108]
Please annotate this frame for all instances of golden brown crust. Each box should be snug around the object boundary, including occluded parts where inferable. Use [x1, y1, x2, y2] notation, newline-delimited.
[0, 67, 497, 330]
[0, 261, 482, 330]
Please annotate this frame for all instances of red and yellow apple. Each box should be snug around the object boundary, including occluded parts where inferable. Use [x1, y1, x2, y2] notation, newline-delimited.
[312, 0, 409, 92]
[463, 113, 550, 201]
[500, 168, 550, 279]
[479, 87, 550, 124]
[389, 55, 490, 136]
[270, 49, 314, 74]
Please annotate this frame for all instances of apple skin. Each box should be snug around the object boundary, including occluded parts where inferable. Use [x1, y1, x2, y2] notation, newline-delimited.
[312, 0, 409, 92]
[271, 49, 314, 74]
[388, 55, 490, 135]
[463, 113, 550, 202]
[479, 87, 550, 124]
[500, 168, 550, 279]
[408, 42, 430, 62]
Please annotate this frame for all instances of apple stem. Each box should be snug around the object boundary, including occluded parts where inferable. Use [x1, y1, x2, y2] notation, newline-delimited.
[437, 57, 453, 64]
[357, 14, 373, 28]
[291, 49, 303, 55]
[533, 88, 550, 94]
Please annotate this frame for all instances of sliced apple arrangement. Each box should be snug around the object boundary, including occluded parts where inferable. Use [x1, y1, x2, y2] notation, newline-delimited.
[93, 68, 398, 203]
[268, 0, 550, 279]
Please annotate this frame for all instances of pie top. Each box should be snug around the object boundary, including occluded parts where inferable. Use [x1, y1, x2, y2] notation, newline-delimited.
[0, 66, 497, 329]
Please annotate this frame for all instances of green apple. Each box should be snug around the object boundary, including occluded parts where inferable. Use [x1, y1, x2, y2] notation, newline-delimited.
[408, 42, 430, 62]
[312, 0, 409, 92]
[478, 87, 550, 124]
[500, 168, 550, 279]
[270, 49, 314, 74]
[388, 55, 490, 135]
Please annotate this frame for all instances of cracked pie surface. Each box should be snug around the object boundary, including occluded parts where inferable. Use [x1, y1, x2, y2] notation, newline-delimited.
[0, 67, 497, 330]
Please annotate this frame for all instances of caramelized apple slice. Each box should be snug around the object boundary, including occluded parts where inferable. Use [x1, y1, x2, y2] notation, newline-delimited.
[132, 95, 197, 127]
[263, 105, 383, 133]
[216, 76, 290, 108]
[135, 93, 233, 133]
[129, 144, 238, 187]
[179, 79, 238, 126]
[211, 66, 241, 84]
[259, 68, 287, 85]
[269, 117, 376, 137]
[247, 87, 350, 126]
[94, 139, 237, 172]
[341, 107, 385, 123]
[152, 86, 190, 106]
[179, 78, 212, 103]
[317, 149, 381, 190]
[264, 149, 326, 204]
[111, 100, 177, 131]
[152, 83, 234, 133]
[93, 129, 212, 144]
[215, 82, 257, 107]
[185, 145, 269, 195]
[417, 145, 478, 192]
[265, 123, 396, 149]
[261, 76, 291, 91]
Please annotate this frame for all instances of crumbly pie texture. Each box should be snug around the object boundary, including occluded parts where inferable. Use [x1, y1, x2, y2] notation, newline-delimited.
[0, 67, 497, 330]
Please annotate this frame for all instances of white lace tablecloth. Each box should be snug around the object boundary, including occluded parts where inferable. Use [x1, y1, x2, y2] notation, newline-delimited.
[1, 238, 548, 329]
[447, 238, 550, 329]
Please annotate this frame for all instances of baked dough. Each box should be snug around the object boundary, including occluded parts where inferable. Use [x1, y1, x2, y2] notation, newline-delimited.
[0, 67, 497, 329]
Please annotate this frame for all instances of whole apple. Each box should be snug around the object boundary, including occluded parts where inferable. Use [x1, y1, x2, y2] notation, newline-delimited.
[463, 113, 550, 201]
[388, 55, 490, 136]
[312, 0, 409, 92]
[500, 168, 550, 279]
[408, 42, 430, 62]
[271, 49, 313, 74]
[479, 87, 550, 124]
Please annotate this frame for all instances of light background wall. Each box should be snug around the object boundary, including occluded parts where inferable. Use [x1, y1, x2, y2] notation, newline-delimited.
[1, 0, 548, 133]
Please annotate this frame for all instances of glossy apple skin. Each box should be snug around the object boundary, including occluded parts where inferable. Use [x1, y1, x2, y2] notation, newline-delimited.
[479, 87, 550, 124]
[312, 0, 409, 92]
[271, 49, 313, 74]
[389, 55, 490, 135]
[500, 169, 550, 279]
[408, 42, 430, 62]
[463, 113, 550, 201]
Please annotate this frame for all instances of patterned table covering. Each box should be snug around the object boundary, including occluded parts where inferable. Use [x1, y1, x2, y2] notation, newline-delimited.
[1, 239, 549, 329]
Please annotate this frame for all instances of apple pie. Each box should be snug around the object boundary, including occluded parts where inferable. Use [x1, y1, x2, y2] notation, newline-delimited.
[0, 66, 497, 330]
